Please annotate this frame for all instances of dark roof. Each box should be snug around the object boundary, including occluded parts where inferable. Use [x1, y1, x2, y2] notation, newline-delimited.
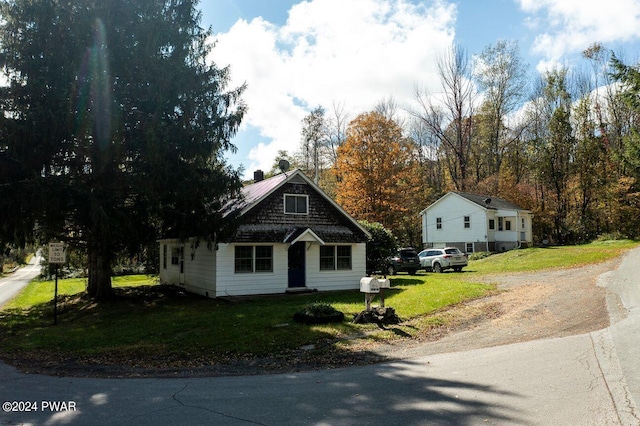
[453, 191, 527, 211]
[223, 172, 290, 217]
[223, 169, 371, 239]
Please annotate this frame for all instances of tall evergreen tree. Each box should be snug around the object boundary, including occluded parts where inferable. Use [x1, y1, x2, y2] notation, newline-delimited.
[0, 0, 246, 300]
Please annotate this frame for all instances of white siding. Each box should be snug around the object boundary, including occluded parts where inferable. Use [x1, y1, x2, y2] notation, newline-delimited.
[161, 240, 367, 298]
[182, 243, 217, 297]
[306, 243, 366, 292]
[215, 242, 366, 297]
[215, 243, 288, 297]
[421, 193, 534, 251]
[159, 239, 217, 298]
[159, 240, 181, 286]
[423, 194, 487, 244]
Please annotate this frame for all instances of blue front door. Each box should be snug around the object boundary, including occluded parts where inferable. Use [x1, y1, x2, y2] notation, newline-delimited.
[288, 242, 305, 288]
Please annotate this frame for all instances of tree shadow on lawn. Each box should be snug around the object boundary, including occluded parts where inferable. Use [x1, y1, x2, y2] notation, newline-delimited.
[388, 277, 424, 287]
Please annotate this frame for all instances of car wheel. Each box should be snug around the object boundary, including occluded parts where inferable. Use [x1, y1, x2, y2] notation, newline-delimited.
[408, 269, 417, 275]
[453, 267, 462, 272]
[433, 263, 443, 273]
[387, 265, 396, 275]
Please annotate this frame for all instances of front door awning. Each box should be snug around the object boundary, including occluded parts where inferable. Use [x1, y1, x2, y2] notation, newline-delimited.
[283, 227, 325, 245]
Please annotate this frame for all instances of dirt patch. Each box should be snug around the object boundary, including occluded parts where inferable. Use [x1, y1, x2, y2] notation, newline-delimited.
[367, 258, 619, 359]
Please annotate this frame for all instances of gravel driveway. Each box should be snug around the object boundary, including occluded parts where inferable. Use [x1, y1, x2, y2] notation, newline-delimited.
[369, 257, 621, 359]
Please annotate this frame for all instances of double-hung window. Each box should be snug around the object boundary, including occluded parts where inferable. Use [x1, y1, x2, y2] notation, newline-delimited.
[320, 245, 352, 271]
[171, 247, 182, 265]
[464, 216, 470, 228]
[234, 246, 273, 273]
[284, 194, 308, 214]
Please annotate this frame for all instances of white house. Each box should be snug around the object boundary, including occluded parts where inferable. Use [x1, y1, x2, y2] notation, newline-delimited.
[159, 169, 371, 298]
[420, 192, 534, 253]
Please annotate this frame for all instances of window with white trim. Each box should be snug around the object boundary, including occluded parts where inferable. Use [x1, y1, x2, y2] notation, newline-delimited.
[436, 217, 442, 230]
[320, 245, 352, 271]
[464, 216, 470, 228]
[284, 194, 308, 214]
[234, 246, 273, 273]
[171, 247, 182, 265]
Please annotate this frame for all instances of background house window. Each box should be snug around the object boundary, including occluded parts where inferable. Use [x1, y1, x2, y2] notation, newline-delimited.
[284, 194, 308, 214]
[464, 216, 470, 228]
[436, 217, 442, 230]
[489, 219, 495, 230]
[466, 242, 474, 253]
[506, 220, 512, 231]
[320, 245, 352, 270]
[234, 246, 273, 273]
[498, 217, 504, 231]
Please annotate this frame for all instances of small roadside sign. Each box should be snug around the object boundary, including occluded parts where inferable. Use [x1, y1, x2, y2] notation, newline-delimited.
[48, 242, 66, 264]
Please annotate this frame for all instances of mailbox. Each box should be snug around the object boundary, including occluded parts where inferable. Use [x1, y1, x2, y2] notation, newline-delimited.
[360, 277, 380, 293]
[377, 278, 390, 289]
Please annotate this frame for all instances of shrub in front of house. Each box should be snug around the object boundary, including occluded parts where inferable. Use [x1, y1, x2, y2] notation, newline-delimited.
[293, 302, 345, 324]
[468, 251, 492, 261]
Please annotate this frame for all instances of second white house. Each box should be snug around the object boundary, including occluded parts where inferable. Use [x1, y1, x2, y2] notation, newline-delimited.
[420, 191, 534, 253]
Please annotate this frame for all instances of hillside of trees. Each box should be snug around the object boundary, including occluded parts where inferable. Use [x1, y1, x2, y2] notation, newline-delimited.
[285, 42, 640, 248]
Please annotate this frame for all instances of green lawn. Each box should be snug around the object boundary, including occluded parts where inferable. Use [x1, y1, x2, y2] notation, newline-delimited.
[0, 240, 636, 367]
[470, 239, 638, 273]
[4, 275, 155, 309]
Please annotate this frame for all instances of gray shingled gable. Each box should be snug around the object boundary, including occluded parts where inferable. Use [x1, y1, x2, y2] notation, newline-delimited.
[453, 191, 527, 211]
[222, 169, 371, 242]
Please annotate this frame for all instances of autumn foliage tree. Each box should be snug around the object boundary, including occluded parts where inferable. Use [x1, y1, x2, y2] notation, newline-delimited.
[335, 112, 426, 246]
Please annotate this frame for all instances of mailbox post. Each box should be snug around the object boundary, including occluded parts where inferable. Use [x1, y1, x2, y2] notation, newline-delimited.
[359, 277, 391, 310]
[48, 242, 66, 325]
[354, 276, 399, 324]
[377, 278, 390, 307]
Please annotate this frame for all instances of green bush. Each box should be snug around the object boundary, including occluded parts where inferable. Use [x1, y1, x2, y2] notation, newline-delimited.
[468, 251, 492, 261]
[293, 302, 345, 324]
[358, 220, 396, 274]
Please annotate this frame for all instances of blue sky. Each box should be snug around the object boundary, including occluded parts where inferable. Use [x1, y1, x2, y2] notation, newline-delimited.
[198, 0, 640, 178]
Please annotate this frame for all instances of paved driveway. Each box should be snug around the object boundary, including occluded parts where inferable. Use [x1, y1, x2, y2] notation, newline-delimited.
[0, 253, 42, 307]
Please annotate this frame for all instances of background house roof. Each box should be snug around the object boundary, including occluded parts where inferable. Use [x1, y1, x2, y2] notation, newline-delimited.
[453, 191, 528, 211]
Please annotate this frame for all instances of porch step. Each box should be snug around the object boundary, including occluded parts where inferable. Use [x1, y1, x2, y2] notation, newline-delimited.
[285, 287, 316, 294]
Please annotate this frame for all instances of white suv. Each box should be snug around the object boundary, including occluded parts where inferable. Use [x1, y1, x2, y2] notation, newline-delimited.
[418, 247, 468, 273]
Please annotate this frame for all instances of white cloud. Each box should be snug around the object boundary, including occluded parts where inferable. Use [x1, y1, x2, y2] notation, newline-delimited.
[209, 0, 456, 174]
[517, 0, 640, 71]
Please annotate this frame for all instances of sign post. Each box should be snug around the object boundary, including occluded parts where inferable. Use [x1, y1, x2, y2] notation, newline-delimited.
[48, 242, 66, 325]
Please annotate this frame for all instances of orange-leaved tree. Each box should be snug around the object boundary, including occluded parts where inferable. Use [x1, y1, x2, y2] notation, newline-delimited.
[335, 111, 427, 245]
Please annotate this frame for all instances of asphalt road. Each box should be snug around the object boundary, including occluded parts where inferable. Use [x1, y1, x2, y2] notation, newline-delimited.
[1, 249, 639, 425]
[0, 253, 42, 307]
